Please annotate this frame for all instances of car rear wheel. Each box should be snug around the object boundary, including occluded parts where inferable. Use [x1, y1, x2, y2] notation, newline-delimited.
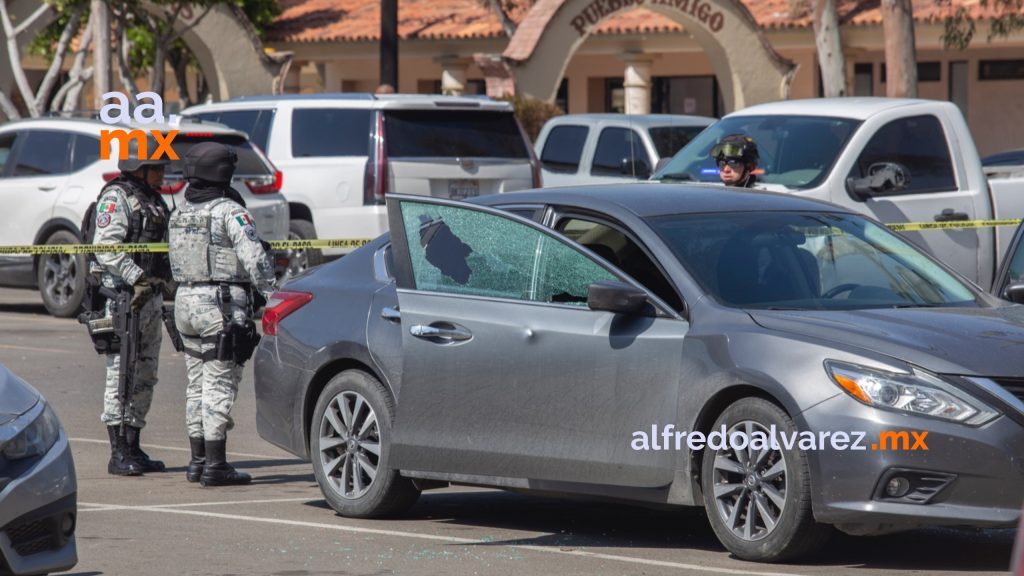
[282, 219, 323, 282]
[700, 397, 831, 562]
[310, 370, 419, 518]
[37, 230, 86, 318]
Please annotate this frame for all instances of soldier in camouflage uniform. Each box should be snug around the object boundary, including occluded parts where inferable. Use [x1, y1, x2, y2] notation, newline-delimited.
[169, 142, 277, 487]
[94, 136, 172, 476]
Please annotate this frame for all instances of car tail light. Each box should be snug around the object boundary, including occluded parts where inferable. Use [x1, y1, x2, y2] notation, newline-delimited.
[102, 172, 120, 182]
[245, 171, 282, 194]
[262, 291, 313, 336]
[159, 180, 186, 195]
[183, 132, 215, 138]
[364, 112, 387, 205]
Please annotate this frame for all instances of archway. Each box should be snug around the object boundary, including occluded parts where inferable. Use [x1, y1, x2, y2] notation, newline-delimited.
[0, 0, 290, 108]
[503, 0, 797, 113]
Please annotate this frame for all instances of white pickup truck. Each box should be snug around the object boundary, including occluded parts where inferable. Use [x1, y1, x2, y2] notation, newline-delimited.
[652, 98, 1024, 288]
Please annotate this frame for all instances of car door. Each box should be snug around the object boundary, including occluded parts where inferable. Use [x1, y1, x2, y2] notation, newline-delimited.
[993, 221, 1024, 298]
[828, 114, 986, 283]
[386, 195, 686, 488]
[0, 130, 73, 245]
[537, 124, 589, 187]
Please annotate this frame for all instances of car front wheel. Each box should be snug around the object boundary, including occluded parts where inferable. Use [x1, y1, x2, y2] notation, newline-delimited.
[37, 229, 86, 318]
[700, 397, 831, 562]
[310, 370, 419, 518]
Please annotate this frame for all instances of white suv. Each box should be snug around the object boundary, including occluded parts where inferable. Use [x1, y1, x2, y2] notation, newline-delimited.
[183, 94, 541, 260]
[0, 117, 290, 317]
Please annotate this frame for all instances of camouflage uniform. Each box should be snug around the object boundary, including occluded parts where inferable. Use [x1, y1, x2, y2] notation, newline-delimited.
[95, 180, 169, 429]
[170, 198, 277, 442]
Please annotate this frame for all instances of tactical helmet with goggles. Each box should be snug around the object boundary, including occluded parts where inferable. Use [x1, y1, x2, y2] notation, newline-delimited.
[118, 134, 171, 172]
[710, 134, 759, 164]
[183, 141, 238, 186]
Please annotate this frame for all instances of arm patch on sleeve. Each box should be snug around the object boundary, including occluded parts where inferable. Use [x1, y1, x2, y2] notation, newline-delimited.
[96, 213, 112, 228]
[244, 225, 258, 241]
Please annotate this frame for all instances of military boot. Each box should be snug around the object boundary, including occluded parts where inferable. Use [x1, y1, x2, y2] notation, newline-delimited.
[199, 439, 252, 487]
[107, 426, 143, 476]
[186, 436, 205, 483]
[126, 426, 166, 472]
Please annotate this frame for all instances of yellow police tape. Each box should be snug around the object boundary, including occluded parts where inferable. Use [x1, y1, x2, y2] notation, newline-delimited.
[1, 218, 1023, 255]
[0, 238, 374, 256]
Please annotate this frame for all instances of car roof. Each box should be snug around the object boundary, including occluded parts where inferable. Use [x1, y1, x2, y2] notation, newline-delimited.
[728, 97, 938, 120]
[546, 114, 715, 127]
[473, 183, 855, 218]
[0, 116, 249, 139]
[183, 93, 513, 113]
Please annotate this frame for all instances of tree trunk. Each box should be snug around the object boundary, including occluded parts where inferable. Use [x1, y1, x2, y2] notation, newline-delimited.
[91, 0, 111, 109]
[55, 11, 95, 112]
[168, 46, 192, 107]
[150, 41, 167, 98]
[0, 91, 20, 120]
[882, 0, 917, 97]
[813, 0, 846, 97]
[115, 15, 140, 102]
[36, 4, 85, 112]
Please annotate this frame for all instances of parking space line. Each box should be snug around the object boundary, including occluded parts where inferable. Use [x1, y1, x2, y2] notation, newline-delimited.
[69, 437, 287, 460]
[76, 503, 803, 576]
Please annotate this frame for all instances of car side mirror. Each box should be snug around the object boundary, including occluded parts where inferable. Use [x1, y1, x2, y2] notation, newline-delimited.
[846, 162, 911, 199]
[1002, 283, 1024, 304]
[587, 280, 649, 315]
[621, 157, 651, 179]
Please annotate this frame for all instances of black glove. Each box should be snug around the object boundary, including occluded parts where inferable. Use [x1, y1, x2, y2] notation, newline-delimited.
[131, 278, 154, 311]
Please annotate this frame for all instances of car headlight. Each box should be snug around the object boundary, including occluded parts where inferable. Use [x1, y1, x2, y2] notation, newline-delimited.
[2, 403, 61, 461]
[825, 360, 999, 425]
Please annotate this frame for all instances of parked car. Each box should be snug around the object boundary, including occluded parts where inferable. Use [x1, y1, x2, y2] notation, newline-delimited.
[652, 98, 1024, 287]
[182, 93, 541, 260]
[0, 363, 77, 575]
[535, 114, 713, 187]
[254, 184, 1024, 563]
[0, 117, 290, 317]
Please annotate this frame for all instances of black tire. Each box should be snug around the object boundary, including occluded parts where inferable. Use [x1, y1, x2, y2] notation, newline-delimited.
[280, 219, 323, 282]
[700, 397, 832, 562]
[310, 370, 419, 518]
[37, 229, 87, 318]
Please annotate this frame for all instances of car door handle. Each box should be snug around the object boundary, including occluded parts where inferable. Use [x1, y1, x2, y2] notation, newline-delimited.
[381, 306, 401, 322]
[410, 323, 472, 342]
[38, 185, 57, 191]
[934, 208, 969, 222]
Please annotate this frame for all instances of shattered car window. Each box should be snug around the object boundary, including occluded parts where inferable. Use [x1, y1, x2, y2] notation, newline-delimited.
[401, 202, 616, 304]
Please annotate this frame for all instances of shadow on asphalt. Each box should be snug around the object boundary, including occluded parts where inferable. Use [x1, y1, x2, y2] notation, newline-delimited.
[231, 458, 316, 485]
[0, 302, 50, 315]
[305, 489, 1014, 572]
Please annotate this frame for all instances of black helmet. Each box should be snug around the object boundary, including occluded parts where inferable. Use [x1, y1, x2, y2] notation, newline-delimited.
[183, 141, 237, 186]
[118, 134, 171, 172]
[711, 134, 759, 164]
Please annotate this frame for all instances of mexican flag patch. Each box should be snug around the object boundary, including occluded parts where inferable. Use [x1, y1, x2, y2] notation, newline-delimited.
[98, 202, 116, 213]
[235, 214, 254, 227]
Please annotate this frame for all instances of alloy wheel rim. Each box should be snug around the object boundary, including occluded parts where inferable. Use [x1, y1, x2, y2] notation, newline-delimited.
[710, 420, 788, 542]
[43, 254, 78, 306]
[284, 231, 309, 280]
[318, 390, 380, 499]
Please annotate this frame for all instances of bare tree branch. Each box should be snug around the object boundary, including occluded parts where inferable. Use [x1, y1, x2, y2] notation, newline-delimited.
[0, 0, 42, 116]
[61, 66, 93, 113]
[53, 10, 95, 112]
[12, 2, 51, 36]
[115, 8, 141, 101]
[0, 91, 21, 120]
[36, 4, 86, 111]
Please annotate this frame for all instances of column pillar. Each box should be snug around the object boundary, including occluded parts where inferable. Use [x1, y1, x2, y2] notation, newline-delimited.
[621, 52, 653, 115]
[436, 55, 470, 96]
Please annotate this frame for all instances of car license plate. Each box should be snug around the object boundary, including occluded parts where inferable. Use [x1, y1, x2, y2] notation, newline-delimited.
[449, 180, 479, 200]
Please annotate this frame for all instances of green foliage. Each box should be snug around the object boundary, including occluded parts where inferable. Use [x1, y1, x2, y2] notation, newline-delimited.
[27, 0, 88, 59]
[940, 0, 1024, 50]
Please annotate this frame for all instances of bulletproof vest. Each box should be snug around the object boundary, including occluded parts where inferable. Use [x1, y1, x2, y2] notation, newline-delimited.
[101, 177, 171, 278]
[168, 198, 248, 283]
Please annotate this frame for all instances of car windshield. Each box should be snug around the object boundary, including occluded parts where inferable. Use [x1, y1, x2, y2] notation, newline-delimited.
[648, 125, 707, 158]
[647, 211, 979, 310]
[165, 134, 270, 177]
[384, 110, 530, 159]
[652, 115, 860, 189]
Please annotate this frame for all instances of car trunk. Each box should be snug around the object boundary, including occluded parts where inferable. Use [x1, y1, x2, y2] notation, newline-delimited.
[382, 109, 535, 199]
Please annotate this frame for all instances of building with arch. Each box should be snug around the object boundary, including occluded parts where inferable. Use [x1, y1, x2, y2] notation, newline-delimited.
[266, 0, 1024, 155]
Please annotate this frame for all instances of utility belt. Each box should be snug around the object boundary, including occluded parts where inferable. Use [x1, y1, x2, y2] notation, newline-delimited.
[182, 282, 261, 366]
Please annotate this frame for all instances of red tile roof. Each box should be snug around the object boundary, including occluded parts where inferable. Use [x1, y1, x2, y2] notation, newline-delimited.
[266, 0, 1003, 43]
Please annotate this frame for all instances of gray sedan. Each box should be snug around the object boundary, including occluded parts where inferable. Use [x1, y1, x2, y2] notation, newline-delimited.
[0, 364, 77, 575]
[254, 185, 1024, 563]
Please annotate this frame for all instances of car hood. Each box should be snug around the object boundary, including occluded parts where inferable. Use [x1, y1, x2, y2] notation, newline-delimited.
[749, 305, 1024, 377]
[0, 365, 41, 426]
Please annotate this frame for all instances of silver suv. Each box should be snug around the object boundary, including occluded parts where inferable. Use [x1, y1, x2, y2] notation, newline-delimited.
[0, 117, 290, 317]
[183, 94, 541, 262]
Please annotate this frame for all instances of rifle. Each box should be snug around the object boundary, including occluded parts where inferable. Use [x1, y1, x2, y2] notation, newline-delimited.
[106, 286, 142, 435]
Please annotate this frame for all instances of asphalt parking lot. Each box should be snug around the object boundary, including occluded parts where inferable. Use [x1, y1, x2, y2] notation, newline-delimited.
[0, 286, 1016, 576]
